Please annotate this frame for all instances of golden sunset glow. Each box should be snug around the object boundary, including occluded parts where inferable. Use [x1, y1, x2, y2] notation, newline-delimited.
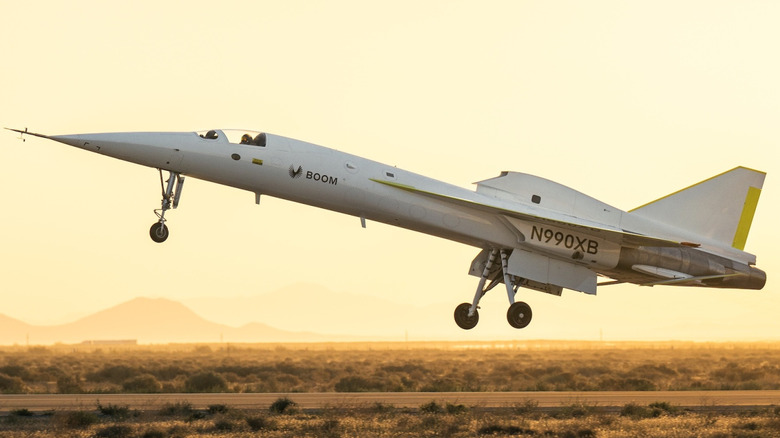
[1, 1, 778, 342]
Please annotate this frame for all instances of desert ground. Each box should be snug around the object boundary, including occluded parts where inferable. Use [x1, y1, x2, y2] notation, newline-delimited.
[1, 341, 779, 436]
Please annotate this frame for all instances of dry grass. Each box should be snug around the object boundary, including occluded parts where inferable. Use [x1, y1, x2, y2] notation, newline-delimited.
[1, 342, 779, 435]
[1, 341, 779, 394]
[1, 401, 779, 437]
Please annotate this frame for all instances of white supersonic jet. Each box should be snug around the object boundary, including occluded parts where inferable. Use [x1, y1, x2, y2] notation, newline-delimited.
[6, 127, 767, 330]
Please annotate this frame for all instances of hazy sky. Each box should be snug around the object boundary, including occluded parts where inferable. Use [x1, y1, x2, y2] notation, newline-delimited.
[1, 1, 778, 341]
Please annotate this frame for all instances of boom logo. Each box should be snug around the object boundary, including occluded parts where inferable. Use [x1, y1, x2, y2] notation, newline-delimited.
[288, 164, 338, 185]
[289, 165, 303, 179]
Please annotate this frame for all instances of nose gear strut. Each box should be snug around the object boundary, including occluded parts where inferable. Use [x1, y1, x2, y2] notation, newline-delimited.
[150, 169, 184, 243]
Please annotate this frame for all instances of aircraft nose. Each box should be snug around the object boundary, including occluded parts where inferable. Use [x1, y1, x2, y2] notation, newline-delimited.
[49, 134, 102, 152]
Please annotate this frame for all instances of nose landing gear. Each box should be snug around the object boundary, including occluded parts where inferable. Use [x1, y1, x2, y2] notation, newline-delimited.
[150, 169, 184, 243]
[150, 222, 169, 243]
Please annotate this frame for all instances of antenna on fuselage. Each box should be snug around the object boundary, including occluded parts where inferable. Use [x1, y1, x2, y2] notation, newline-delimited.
[4, 127, 28, 142]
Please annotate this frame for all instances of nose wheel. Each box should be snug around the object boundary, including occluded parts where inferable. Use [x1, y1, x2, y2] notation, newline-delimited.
[149, 223, 170, 243]
[150, 169, 184, 243]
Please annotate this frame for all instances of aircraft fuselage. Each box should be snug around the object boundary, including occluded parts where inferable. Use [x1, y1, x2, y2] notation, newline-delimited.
[9, 127, 766, 330]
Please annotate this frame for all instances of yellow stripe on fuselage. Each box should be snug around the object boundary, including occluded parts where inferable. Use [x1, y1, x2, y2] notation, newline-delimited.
[732, 186, 762, 250]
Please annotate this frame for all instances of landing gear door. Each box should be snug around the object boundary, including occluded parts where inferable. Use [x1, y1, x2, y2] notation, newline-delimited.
[507, 249, 597, 295]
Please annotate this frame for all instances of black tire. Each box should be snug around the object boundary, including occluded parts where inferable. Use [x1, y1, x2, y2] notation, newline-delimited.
[454, 302, 479, 330]
[507, 301, 532, 329]
[149, 222, 169, 243]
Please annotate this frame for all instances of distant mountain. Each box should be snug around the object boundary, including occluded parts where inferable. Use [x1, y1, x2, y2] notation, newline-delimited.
[0, 314, 35, 343]
[0, 297, 355, 345]
[182, 283, 780, 342]
[4, 287, 777, 345]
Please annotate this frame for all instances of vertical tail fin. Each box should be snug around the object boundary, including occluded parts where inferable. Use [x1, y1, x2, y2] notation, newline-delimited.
[629, 167, 765, 250]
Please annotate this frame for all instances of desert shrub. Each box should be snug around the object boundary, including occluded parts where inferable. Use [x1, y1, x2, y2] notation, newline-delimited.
[95, 424, 134, 438]
[10, 408, 34, 417]
[421, 377, 461, 392]
[381, 362, 427, 373]
[620, 402, 654, 419]
[712, 362, 764, 383]
[273, 373, 303, 391]
[215, 364, 264, 377]
[36, 365, 67, 382]
[554, 402, 599, 419]
[0, 364, 32, 380]
[334, 375, 384, 392]
[207, 404, 230, 414]
[369, 402, 393, 413]
[576, 365, 611, 377]
[188, 411, 207, 421]
[87, 365, 139, 384]
[166, 425, 189, 437]
[269, 397, 297, 414]
[0, 373, 26, 393]
[513, 400, 539, 415]
[558, 428, 597, 437]
[122, 374, 162, 392]
[736, 420, 761, 431]
[246, 415, 272, 431]
[149, 365, 187, 380]
[57, 410, 99, 428]
[162, 381, 183, 392]
[220, 371, 241, 383]
[631, 363, 679, 377]
[736, 380, 763, 390]
[56, 375, 83, 393]
[622, 378, 657, 391]
[158, 401, 194, 417]
[301, 418, 340, 437]
[527, 365, 564, 378]
[185, 371, 228, 392]
[97, 402, 132, 418]
[601, 376, 657, 391]
[648, 401, 678, 415]
[275, 359, 314, 376]
[478, 424, 536, 435]
[2, 415, 23, 426]
[420, 401, 443, 414]
[213, 419, 236, 431]
[544, 371, 577, 386]
[446, 402, 469, 414]
[141, 428, 166, 438]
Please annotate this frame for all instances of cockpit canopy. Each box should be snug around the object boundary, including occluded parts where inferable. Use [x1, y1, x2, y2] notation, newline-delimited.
[196, 129, 266, 146]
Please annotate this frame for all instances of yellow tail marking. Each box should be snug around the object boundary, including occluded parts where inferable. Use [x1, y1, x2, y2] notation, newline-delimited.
[732, 186, 761, 250]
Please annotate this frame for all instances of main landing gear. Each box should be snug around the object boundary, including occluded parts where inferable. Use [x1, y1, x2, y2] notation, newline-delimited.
[454, 248, 533, 330]
[150, 169, 184, 243]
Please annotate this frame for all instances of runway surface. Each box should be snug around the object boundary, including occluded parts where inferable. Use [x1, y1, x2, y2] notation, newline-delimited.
[2, 391, 779, 412]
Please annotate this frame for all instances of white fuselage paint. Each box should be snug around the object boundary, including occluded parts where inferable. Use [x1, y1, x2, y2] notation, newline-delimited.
[42, 129, 765, 291]
[52, 130, 520, 251]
